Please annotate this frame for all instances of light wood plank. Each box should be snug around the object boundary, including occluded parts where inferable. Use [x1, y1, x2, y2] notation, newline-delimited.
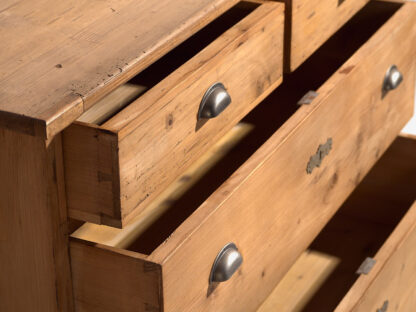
[63, 123, 121, 227]
[70, 240, 162, 312]
[257, 251, 340, 312]
[288, 0, 370, 71]
[77, 84, 147, 125]
[0, 129, 73, 311]
[257, 202, 416, 312]
[0, 0, 239, 138]
[69, 4, 416, 311]
[258, 134, 416, 312]
[63, 2, 284, 227]
[151, 4, 416, 311]
[336, 202, 416, 311]
[71, 123, 254, 247]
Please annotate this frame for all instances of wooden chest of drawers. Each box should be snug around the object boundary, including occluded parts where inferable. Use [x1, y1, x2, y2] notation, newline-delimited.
[1, 1, 415, 311]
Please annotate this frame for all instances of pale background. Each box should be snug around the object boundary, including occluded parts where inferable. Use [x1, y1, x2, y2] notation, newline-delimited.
[398, 0, 416, 135]
[401, 84, 416, 135]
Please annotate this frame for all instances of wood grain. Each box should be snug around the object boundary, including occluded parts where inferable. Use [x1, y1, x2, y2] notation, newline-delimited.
[258, 134, 416, 312]
[70, 239, 162, 312]
[0, 0, 240, 139]
[77, 84, 147, 125]
[63, 123, 121, 227]
[0, 129, 73, 311]
[337, 203, 416, 312]
[63, 2, 284, 227]
[257, 251, 340, 312]
[287, 0, 369, 71]
[151, 4, 416, 311]
[69, 3, 416, 311]
[71, 123, 255, 248]
[258, 201, 416, 312]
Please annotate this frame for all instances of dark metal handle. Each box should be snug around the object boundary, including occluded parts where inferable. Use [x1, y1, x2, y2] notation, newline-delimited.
[209, 243, 242, 283]
[383, 65, 403, 94]
[198, 82, 231, 120]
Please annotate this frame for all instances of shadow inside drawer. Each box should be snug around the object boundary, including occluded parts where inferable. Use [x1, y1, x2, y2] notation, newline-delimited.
[77, 1, 260, 125]
[125, 1, 403, 255]
[290, 136, 416, 311]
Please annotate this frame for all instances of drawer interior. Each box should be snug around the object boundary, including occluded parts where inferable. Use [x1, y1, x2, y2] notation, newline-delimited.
[76, 1, 260, 125]
[258, 135, 416, 312]
[77, 0, 401, 127]
[71, 1, 403, 255]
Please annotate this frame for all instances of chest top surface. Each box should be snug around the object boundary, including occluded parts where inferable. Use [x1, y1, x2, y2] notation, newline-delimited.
[0, 0, 238, 138]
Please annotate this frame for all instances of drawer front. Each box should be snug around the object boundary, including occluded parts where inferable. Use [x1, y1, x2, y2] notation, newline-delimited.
[257, 135, 416, 312]
[288, 0, 369, 71]
[334, 137, 416, 312]
[63, 1, 284, 228]
[70, 3, 416, 312]
[152, 4, 416, 312]
[336, 206, 416, 312]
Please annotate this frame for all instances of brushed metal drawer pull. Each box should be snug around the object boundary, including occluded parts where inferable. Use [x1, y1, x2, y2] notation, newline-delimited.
[209, 243, 242, 283]
[198, 82, 231, 120]
[383, 65, 403, 96]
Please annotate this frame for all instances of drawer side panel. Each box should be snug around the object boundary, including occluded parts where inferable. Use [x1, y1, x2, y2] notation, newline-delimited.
[63, 123, 122, 228]
[70, 240, 163, 312]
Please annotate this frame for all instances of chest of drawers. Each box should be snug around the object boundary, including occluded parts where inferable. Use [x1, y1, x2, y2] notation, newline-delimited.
[1, 1, 415, 311]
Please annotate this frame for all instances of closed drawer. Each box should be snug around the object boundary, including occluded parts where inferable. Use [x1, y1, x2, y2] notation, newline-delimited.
[70, 2, 416, 312]
[63, 1, 285, 228]
[258, 134, 416, 312]
[287, 0, 370, 71]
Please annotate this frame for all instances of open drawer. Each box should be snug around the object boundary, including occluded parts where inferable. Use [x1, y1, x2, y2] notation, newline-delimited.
[62, 1, 284, 228]
[286, 0, 370, 71]
[258, 134, 416, 312]
[70, 2, 416, 312]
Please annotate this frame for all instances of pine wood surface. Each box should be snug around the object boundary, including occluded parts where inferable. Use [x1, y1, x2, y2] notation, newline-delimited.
[258, 135, 416, 311]
[0, 129, 73, 311]
[258, 203, 416, 312]
[71, 123, 255, 248]
[70, 3, 416, 312]
[63, 2, 284, 227]
[0, 0, 240, 139]
[70, 239, 162, 312]
[286, 0, 370, 71]
[148, 4, 416, 311]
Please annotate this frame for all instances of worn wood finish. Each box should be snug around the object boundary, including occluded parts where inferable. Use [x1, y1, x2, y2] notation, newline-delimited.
[257, 251, 340, 312]
[0, 129, 73, 311]
[70, 239, 162, 312]
[153, 4, 416, 311]
[71, 123, 255, 248]
[63, 123, 121, 227]
[0, 0, 240, 139]
[258, 136, 416, 311]
[337, 203, 416, 311]
[77, 84, 147, 125]
[258, 203, 416, 312]
[63, 2, 285, 227]
[69, 4, 416, 311]
[287, 0, 369, 71]
[334, 135, 416, 312]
